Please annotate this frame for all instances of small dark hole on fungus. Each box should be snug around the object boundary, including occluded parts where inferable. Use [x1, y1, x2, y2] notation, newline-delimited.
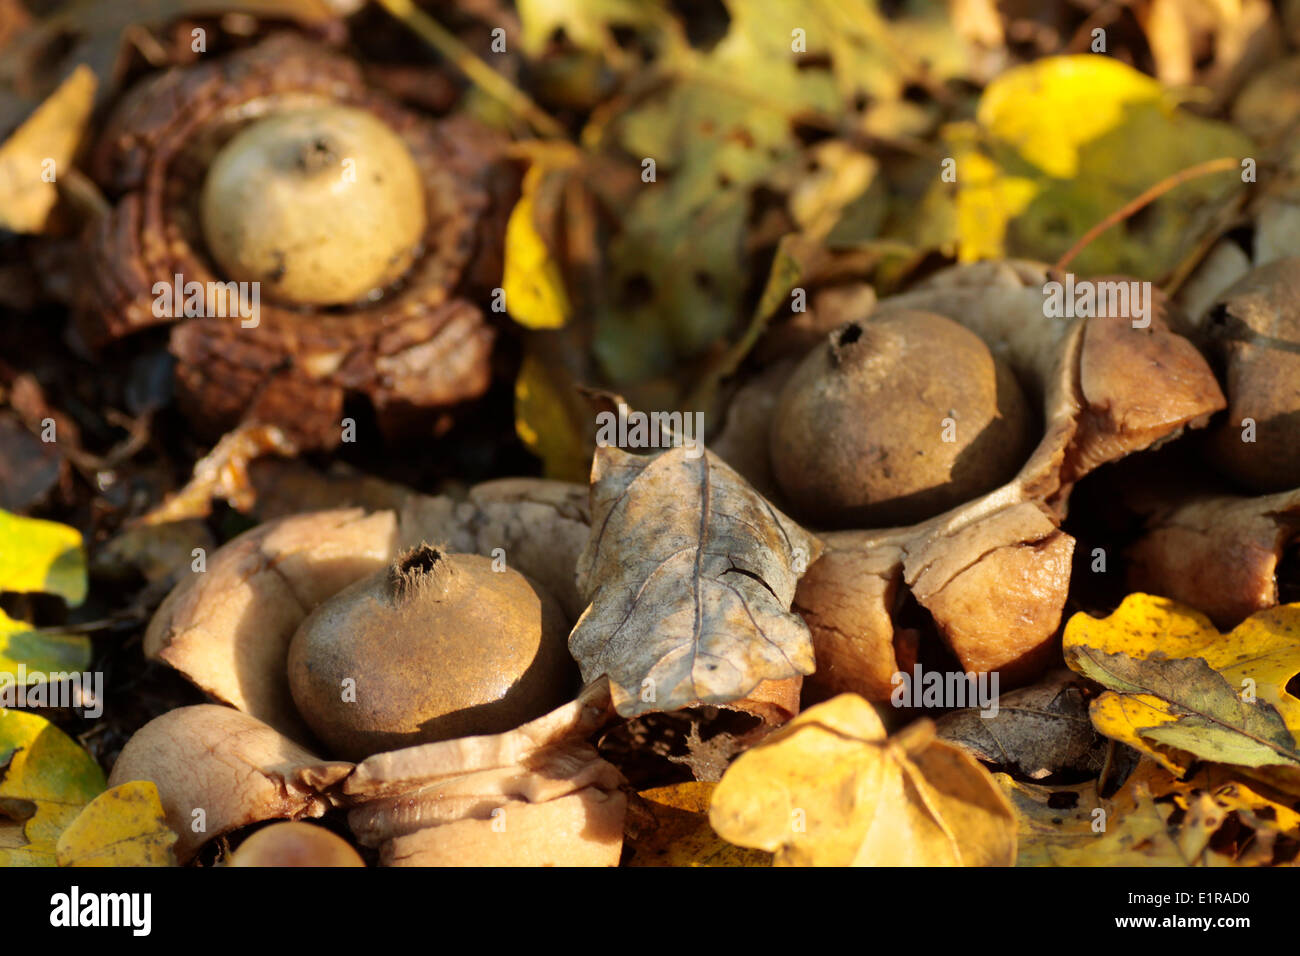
[386, 543, 448, 602]
[399, 544, 442, 575]
[837, 322, 863, 347]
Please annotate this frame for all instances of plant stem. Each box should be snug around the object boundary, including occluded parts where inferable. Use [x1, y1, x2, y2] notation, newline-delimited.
[1054, 156, 1243, 273]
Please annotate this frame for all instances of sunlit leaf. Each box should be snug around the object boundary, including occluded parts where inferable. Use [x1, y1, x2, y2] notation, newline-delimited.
[0, 709, 105, 866]
[1064, 595, 1300, 774]
[503, 166, 572, 330]
[0, 610, 91, 680]
[710, 694, 1017, 866]
[913, 55, 1252, 276]
[55, 781, 178, 867]
[0, 510, 87, 606]
[0, 65, 95, 233]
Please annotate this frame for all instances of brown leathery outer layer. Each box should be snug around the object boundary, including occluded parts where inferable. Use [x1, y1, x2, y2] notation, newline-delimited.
[715, 260, 1226, 698]
[79, 33, 505, 448]
[1202, 257, 1300, 492]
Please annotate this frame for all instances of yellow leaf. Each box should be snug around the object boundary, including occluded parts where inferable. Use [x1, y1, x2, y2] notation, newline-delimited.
[513, 351, 591, 481]
[0, 65, 96, 233]
[708, 695, 1016, 866]
[0, 510, 87, 606]
[1064, 595, 1300, 774]
[914, 55, 1251, 276]
[56, 781, 178, 867]
[502, 166, 570, 330]
[515, 0, 671, 59]
[1008, 759, 1300, 866]
[976, 55, 1162, 179]
[996, 776, 1107, 866]
[0, 709, 105, 866]
[1036, 781, 1207, 866]
[0, 610, 91, 681]
[627, 781, 771, 867]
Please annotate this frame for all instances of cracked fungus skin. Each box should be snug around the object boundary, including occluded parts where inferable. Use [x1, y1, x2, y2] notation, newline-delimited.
[80, 33, 509, 448]
[287, 549, 576, 761]
[106, 704, 352, 863]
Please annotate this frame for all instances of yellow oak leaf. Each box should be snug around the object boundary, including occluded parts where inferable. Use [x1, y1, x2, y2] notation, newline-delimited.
[55, 781, 178, 867]
[1064, 595, 1300, 775]
[708, 694, 1016, 866]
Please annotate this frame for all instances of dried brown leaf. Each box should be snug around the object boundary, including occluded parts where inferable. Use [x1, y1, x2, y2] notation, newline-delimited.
[570, 446, 821, 717]
[0, 64, 95, 233]
[935, 670, 1109, 778]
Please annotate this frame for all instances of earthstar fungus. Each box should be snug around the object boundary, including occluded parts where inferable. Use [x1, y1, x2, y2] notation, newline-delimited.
[80, 34, 509, 448]
[717, 260, 1226, 698]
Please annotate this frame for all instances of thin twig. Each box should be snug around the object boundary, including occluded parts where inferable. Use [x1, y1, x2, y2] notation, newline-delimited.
[1097, 738, 1116, 796]
[373, 0, 564, 139]
[1054, 156, 1243, 273]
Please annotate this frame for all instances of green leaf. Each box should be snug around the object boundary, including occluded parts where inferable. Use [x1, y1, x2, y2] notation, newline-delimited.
[594, 0, 972, 386]
[913, 55, 1253, 277]
[0, 510, 87, 606]
[1068, 646, 1300, 769]
[1064, 596, 1300, 775]
[0, 611, 91, 680]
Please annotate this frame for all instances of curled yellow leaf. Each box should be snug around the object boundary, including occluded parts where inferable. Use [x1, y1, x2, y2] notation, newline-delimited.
[708, 694, 1016, 866]
[502, 165, 570, 329]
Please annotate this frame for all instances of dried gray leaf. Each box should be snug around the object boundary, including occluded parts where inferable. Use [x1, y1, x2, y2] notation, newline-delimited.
[934, 670, 1107, 778]
[570, 446, 821, 717]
